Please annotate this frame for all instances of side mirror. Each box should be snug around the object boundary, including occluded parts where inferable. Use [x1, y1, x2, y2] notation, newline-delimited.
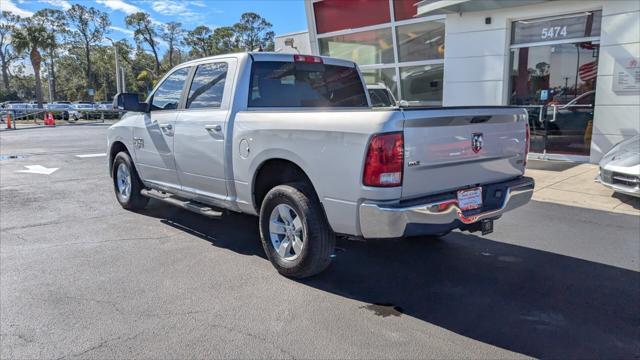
[113, 93, 148, 112]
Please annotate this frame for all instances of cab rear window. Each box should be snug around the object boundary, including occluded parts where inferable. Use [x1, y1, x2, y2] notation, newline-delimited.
[248, 61, 368, 108]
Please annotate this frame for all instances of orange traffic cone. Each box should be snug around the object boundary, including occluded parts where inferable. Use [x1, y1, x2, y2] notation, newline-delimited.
[6, 113, 11, 129]
[48, 112, 55, 126]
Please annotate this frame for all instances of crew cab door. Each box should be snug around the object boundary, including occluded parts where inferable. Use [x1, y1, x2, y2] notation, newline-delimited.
[132, 66, 190, 190]
[173, 59, 235, 199]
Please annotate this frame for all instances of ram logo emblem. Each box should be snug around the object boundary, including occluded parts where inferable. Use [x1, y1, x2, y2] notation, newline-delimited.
[471, 133, 483, 153]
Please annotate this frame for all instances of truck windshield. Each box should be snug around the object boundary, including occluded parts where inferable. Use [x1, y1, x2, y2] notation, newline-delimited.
[248, 61, 368, 108]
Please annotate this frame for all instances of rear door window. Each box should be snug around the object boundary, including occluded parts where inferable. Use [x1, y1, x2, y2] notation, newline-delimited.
[248, 61, 368, 107]
[186, 62, 228, 109]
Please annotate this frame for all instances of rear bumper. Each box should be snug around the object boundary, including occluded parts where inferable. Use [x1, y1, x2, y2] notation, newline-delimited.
[359, 176, 535, 239]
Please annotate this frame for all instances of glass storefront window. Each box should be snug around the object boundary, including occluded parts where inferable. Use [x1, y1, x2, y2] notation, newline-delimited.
[510, 42, 599, 105]
[361, 67, 398, 97]
[313, 0, 390, 34]
[400, 64, 443, 105]
[510, 42, 600, 156]
[396, 20, 445, 62]
[318, 28, 395, 65]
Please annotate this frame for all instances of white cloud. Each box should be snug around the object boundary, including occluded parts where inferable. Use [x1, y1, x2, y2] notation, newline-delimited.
[151, 0, 194, 16]
[96, 0, 142, 15]
[38, 0, 71, 10]
[110, 25, 134, 36]
[0, 0, 34, 17]
[186, 1, 222, 13]
[189, 1, 206, 8]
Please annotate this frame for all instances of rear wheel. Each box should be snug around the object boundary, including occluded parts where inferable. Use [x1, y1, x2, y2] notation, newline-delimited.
[112, 152, 148, 210]
[259, 183, 335, 278]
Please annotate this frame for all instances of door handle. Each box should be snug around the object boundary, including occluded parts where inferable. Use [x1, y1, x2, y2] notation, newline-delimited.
[205, 124, 222, 132]
[159, 123, 173, 130]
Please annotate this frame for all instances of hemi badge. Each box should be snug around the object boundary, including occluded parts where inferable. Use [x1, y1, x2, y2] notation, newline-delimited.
[408, 160, 421, 167]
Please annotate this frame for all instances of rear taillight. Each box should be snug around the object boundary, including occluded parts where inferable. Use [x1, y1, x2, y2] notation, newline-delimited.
[293, 55, 323, 64]
[363, 132, 404, 187]
[524, 121, 530, 167]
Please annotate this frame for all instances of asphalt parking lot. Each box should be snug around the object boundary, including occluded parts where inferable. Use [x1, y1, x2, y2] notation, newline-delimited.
[1, 125, 639, 359]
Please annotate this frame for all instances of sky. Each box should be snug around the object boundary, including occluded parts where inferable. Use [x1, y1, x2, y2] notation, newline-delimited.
[1, 0, 309, 49]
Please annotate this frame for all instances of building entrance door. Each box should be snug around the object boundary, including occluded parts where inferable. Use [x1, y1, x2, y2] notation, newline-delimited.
[509, 11, 601, 157]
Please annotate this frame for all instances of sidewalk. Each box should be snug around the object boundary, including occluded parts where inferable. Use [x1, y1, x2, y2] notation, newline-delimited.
[526, 160, 639, 216]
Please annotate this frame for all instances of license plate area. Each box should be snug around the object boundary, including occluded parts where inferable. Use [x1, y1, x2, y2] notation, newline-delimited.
[457, 187, 483, 211]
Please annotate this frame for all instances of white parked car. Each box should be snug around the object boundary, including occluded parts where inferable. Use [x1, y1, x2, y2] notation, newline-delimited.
[45, 102, 71, 120]
[95, 101, 114, 110]
[2, 102, 30, 116]
[597, 135, 640, 197]
[68, 103, 95, 121]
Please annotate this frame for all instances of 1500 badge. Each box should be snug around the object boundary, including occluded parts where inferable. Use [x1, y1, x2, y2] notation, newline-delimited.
[133, 137, 144, 149]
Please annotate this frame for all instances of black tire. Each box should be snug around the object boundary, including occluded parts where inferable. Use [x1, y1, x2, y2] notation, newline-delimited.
[112, 151, 149, 210]
[259, 183, 335, 279]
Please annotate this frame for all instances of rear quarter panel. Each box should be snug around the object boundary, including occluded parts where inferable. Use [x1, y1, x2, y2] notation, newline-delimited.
[232, 109, 403, 235]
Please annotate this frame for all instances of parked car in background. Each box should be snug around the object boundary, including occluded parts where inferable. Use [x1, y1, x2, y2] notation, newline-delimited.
[45, 102, 71, 120]
[2, 102, 30, 116]
[95, 101, 114, 110]
[367, 84, 396, 107]
[597, 135, 640, 197]
[108, 52, 534, 278]
[69, 103, 96, 121]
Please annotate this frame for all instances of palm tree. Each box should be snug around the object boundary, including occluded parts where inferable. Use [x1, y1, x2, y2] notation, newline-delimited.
[12, 18, 51, 108]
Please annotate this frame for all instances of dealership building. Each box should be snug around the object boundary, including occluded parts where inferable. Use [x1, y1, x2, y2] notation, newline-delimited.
[296, 0, 639, 162]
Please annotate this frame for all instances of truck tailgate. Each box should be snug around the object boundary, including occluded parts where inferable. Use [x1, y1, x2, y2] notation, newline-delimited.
[401, 107, 528, 199]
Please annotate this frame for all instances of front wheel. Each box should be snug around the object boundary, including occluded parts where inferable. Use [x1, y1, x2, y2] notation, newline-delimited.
[112, 152, 148, 210]
[259, 183, 335, 279]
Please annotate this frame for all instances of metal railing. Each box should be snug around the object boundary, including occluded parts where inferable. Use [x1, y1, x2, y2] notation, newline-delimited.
[1, 109, 126, 129]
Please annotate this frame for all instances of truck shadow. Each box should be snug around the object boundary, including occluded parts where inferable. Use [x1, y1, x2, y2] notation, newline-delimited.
[141, 203, 640, 359]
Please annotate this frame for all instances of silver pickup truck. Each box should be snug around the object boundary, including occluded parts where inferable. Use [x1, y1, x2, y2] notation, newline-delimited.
[108, 52, 534, 278]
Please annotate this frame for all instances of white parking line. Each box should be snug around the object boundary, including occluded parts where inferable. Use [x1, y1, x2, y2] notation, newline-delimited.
[76, 153, 107, 158]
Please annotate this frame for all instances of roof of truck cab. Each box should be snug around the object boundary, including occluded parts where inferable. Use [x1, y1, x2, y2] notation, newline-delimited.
[178, 51, 356, 68]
